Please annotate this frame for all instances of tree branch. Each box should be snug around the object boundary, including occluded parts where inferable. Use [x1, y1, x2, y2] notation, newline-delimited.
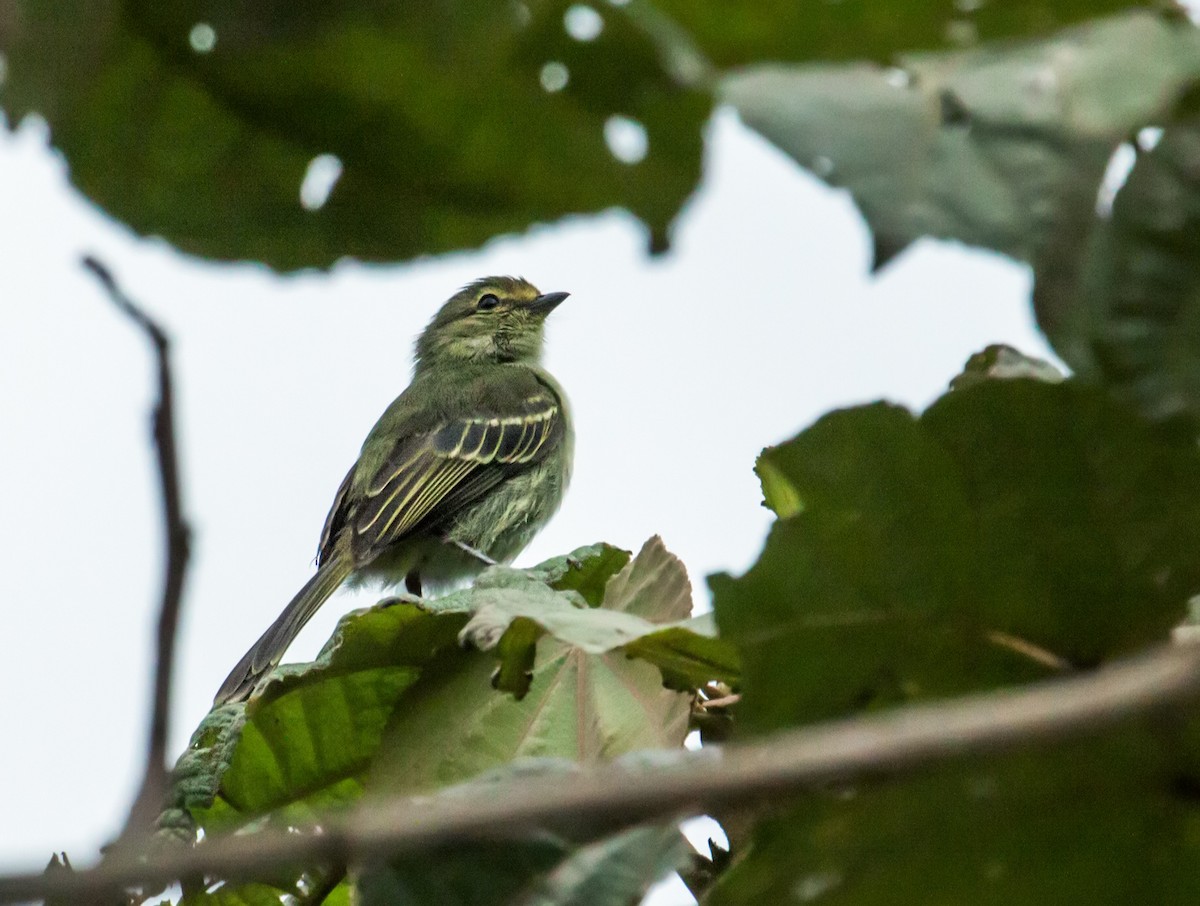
[2, 639, 1198, 904]
[82, 256, 192, 840]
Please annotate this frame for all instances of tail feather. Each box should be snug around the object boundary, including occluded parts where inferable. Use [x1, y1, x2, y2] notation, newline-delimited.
[214, 554, 353, 705]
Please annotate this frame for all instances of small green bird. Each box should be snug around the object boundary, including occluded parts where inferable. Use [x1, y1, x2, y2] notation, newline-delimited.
[215, 277, 573, 704]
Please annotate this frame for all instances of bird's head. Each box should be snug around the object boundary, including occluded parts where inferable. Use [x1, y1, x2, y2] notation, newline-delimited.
[414, 276, 569, 369]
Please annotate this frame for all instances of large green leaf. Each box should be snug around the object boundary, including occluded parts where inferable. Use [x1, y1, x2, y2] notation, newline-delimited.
[1043, 108, 1200, 423]
[713, 378, 1200, 733]
[703, 719, 1200, 905]
[0, 0, 707, 269]
[174, 601, 468, 835]
[721, 12, 1200, 269]
[707, 369, 1200, 904]
[165, 542, 701, 902]
[366, 539, 701, 797]
[168, 541, 707, 838]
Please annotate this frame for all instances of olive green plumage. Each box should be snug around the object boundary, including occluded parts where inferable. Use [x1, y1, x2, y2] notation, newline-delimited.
[215, 277, 573, 704]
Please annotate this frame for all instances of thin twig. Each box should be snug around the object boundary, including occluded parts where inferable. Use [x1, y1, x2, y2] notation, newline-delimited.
[82, 256, 192, 839]
[1, 640, 1198, 904]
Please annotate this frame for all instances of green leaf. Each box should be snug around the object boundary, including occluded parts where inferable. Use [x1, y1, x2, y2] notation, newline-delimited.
[360, 824, 687, 906]
[703, 719, 1200, 905]
[452, 537, 737, 694]
[531, 542, 634, 607]
[171, 544, 658, 836]
[179, 881, 293, 906]
[1044, 107, 1200, 423]
[721, 13, 1200, 269]
[177, 602, 467, 835]
[948, 344, 1065, 392]
[365, 543, 696, 797]
[0, 0, 707, 269]
[357, 762, 688, 906]
[714, 380, 1200, 732]
[168, 542, 700, 899]
[649, 0, 1165, 68]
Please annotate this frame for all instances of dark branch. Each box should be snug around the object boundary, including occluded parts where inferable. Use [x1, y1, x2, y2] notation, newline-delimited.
[1, 640, 1198, 903]
[82, 256, 192, 839]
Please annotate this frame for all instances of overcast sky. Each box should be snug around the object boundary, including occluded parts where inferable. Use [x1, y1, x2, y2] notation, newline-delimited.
[0, 105, 1054, 897]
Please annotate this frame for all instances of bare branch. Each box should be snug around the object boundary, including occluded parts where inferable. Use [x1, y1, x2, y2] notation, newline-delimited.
[82, 256, 192, 840]
[2, 640, 1198, 904]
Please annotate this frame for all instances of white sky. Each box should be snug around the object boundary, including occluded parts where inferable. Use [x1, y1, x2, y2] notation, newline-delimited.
[0, 106, 1053, 896]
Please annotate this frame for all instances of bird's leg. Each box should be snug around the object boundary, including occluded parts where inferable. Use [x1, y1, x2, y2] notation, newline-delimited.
[405, 570, 423, 597]
[379, 571, 424, 608]
[446, 538, 497, 566]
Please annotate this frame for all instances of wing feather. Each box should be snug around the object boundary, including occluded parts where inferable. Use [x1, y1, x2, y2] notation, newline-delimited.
[349, 390, 563, 561]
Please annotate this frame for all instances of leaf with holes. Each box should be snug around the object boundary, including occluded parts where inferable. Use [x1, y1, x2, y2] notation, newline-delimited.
[0, 0, 707, 269]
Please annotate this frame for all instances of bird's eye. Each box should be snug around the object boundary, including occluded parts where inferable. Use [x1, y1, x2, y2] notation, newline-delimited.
[477, 293, 500, 311]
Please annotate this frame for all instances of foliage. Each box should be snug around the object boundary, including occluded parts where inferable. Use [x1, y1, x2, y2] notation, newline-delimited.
[8, 1, 1200, 904]
[158, 540, 724, 902]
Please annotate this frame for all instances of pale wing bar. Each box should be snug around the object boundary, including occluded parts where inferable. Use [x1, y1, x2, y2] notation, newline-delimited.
[351, 395, 561, 554]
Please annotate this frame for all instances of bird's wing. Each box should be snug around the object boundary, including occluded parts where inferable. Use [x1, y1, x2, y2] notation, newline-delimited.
[316, 464, 356, 566]
[349, 389, 563, 561]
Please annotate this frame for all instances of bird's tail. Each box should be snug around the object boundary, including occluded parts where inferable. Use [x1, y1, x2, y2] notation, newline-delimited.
[214, 553, 353, 705]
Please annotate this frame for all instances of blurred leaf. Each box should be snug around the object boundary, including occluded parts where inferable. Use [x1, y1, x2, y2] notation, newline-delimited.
[649, 0, 1169, 68]
[703, 719, 1200, 905]
[722, 13, 1200, 269]
[714, 380, 1200, 732]
[1044, 108, 1200, 423]
[948, 344, 1065, 391]
[0, 0, 707, 269]
[358, 791, 688, 906]
[179, 881, 293, 905]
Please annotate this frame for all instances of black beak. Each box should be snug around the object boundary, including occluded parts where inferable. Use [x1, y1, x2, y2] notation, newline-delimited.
[531, 291, 569, 314]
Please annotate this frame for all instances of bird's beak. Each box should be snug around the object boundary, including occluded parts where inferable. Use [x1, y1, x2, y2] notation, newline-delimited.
[530, 291, 570, 315]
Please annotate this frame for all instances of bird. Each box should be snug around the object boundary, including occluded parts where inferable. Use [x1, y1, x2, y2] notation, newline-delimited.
[214, 276, 573, 704]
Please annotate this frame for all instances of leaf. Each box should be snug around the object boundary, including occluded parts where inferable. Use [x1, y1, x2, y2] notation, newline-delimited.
[452, 537, 737, 695]
[721, 13, 1200, 269]
[167, 542, 699, 899]
[530, 543, 634, 607]
[1043, 106, 1200, 423]
[0, 0, 707, 269]
[648, 0, 1164, 68]
[703, 719, 1200, 905]
[948, 344, 1065, 391]
[360, 826, 687, 906]
[179, 882, 294, 906]
[713, 380, 1200, 733]
[357, 762, 688, 906]
[177, 602, 467, 835]
[366, 563, 694, 793]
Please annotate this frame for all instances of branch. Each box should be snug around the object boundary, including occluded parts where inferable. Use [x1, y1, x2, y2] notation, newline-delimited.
[2, 640, 1198, 904]
[82, 256, 192, 840]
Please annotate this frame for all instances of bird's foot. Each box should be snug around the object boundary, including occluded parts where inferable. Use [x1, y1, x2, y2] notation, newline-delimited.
[379, 592, 425, 608]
